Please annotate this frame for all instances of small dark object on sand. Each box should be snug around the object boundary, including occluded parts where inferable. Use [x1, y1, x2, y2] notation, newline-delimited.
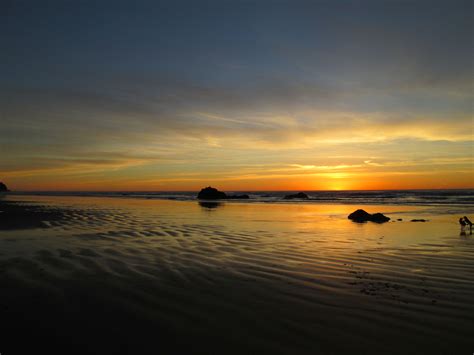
[348, 209, 390, 223]
[197, 187, 227, 200]
[284, 192, 309, 200]
[463, 216, 472, 228]
[348, 209, 371, 221]
[0, 182, 9, 192]
[371, 213, 390, 223]
[397, 218, 403, 221]
[411, 219, 427, 222]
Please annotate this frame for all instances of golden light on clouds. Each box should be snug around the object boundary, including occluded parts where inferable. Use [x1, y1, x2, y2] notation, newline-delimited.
[1, 0, 472, 191]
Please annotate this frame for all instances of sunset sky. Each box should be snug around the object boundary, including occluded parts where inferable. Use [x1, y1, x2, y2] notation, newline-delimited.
[1, 0, 473, 191]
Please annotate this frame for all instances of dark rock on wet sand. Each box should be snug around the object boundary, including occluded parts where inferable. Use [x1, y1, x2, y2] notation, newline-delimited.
[411, 219, 428, 222]
[197, 186, 227, 200]
[348, 209, 390, 223]
[0, 182, 9, 192]
[348, 209, 370, 221]
[283, 192, 309, 200]
[371, 213, 391, 223]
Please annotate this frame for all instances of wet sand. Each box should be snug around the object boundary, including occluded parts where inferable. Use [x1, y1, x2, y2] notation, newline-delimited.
[1, 196, 473, 354]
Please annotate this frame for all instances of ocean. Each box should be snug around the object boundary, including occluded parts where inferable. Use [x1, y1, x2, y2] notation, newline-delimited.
[8, 189, 474, 206]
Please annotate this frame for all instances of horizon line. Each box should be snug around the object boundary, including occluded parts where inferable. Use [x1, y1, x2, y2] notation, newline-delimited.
[7, 187, 474, 193]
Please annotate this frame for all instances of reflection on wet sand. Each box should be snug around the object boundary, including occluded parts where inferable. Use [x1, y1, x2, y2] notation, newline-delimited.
[198, 201, 224, 209]
[0, 195, 473, 355]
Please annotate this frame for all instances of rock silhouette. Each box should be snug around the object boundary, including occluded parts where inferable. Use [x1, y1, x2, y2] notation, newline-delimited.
[197, 187, 251, 200]
[284, 192, 309, 199]
[0, 182, 9, 192]
[197, 187, 227, 200]
[348, 209, 390, 223]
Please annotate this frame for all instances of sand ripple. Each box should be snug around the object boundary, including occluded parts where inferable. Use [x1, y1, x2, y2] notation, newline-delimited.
[0, 197, 473, 354]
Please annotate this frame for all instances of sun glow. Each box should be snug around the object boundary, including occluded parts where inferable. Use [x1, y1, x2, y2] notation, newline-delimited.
[318, 173, 351, 191]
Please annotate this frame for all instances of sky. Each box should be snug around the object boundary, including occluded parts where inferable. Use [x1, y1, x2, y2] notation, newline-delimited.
[1, 0, 473, 191]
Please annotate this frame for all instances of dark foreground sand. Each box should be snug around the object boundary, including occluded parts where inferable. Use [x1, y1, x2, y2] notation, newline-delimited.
[0, 196, 473, 354]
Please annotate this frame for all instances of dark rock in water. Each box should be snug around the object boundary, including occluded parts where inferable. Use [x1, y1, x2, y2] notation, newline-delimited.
[197, 187, 250, 200]
[284, 192, 309, 199]
[227, 194, 250, 199]
[348, 209, 390, 223]
[197, 186, 227, 200]
[411, 219, 427, 222]
[0, 182, 9, 192]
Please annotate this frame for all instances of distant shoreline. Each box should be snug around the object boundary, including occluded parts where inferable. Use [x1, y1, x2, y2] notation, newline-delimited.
[4, 189, 474, 207]
[7, 188, 474, 193]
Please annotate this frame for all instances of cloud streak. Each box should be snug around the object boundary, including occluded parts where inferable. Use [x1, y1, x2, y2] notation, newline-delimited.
[0, 0, 472, 190]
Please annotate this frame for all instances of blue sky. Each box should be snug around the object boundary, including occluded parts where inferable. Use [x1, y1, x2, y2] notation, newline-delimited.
[1, 0, 472, 190]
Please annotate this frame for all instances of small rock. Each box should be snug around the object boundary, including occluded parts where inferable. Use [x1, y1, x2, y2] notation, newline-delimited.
[283, 192, 309, 199]
[348, 209, 390, 223]
[371, 213, 391, 223]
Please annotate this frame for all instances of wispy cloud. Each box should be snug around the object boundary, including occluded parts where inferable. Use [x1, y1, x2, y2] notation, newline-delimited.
[1, 0, 472, 190]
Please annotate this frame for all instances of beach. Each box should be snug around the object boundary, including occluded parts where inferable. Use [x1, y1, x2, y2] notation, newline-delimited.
[1, 195, 473, 354]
